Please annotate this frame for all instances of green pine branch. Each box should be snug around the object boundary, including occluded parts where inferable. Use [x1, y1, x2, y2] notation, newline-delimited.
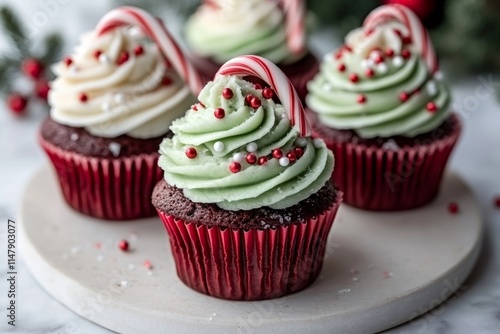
[0, 56, 19, 96]
[0, 6, 29, 55]
[41, 33, 63, 69]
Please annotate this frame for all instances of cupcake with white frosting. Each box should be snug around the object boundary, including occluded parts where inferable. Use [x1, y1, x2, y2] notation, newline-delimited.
[39, 8, 198, 220]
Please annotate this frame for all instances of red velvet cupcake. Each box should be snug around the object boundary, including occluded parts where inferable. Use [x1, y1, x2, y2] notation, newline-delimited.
[40, 7, 202, 220]
[152, 56, 341, 300]
[184, 0, 319, 101]
[306, 5, 461, 211]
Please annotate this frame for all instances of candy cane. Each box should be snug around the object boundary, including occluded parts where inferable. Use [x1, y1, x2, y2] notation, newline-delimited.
[363, 4, 438, 73]
[279, 0, 306, 55]
[95, 6, 204, 95]
[216, 55, 310, 136]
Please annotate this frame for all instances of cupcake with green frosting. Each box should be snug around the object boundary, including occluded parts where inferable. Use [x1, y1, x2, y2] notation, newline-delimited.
[306, 5, 461, 211]
[184, 0, 318, 101]
[152, 68, 341, 300]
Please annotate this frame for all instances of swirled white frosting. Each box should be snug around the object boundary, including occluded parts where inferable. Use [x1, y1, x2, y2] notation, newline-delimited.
[49, 27, 195, 139]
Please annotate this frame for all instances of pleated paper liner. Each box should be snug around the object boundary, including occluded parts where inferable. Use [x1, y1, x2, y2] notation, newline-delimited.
[311, 113, 461, 211]
[40, 136, 163, 220]
[157, 199, 341, 301]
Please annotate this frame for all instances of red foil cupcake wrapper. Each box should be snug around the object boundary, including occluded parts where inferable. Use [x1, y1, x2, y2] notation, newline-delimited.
[157, 201, 340, 301]
[318, 120, 461, 211]
[40, 136, 163, 220]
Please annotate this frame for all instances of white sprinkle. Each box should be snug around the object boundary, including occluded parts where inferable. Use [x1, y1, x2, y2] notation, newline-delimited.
[71, 246, 80, 254]
[370, 50, 383, 60]
[129, 232, 138, 241]
[376, 63, 388, 74]
[212, 313, 216, 316]
[114, 93, 125, 103]
[295, 137, 307, 147]
[352, 277, 359, 282]
[97, 255, 104, 262]
[98, 53, 110, 64]
[128, 264, 135, 271]
[323, 53, 333, 62]
[101, 102, 111, 112]
[70, 133, 79, 141]
[383, 271, 393, 278]
[361, 59, 370, 69]
[434, 71, 444, 80]
[382, 139, 399, 151]
[392, 56, 404, 68]
[108, 142, 121, 157]
[313, 138, 323, 148]
[338, 288, 351, 294]
[128, 26, 142, 37]
[426, 80, 438, 96]
[121, 280, 129, 287]
[209, 317, 213, 321]
[322, 83, 333, 91]
[232, 152, 244, 163]
[279, 157, 290, 167]
[246, 142, 257, 152]
[147, 270, 153, 276]
[213, 141, 225, 152]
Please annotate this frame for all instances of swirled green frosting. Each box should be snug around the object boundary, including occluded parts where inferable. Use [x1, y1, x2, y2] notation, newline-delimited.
[306, 23, 451, 138]
[185, 0, 302, 65]
[159, 76, 334, 211]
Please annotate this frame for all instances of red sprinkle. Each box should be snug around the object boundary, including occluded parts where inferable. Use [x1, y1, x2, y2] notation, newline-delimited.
[374, 55, 384, 64]
[94, 242, 102, 249]
[365, 69, 375, 78]
[426, 102, 438, 112]
[448, 202, 459, 214]
[93, 50, 102, 59]
[185, 147, 197, 159]
[250, 97, 262, 109]
[64, 57, 73, 66]
[401, 49, 411, 59]
[399, 92, 409, 102]
[254, 83, 263, 90]
[117, 51, 129, 65]
[118, 240, 129, 251]
[245, 153, 257, 164]
[344, 45, 353, 52]
[494, 196, 500, 208]
[258, 156, 268, 165]
[394, 29, 402, 37]
[79, 93, 88, 102]
[294, 147, 304, 158]
[192, 104, 198, 111]
[349, 74, 359, 83]
[338, 63, 346, 72]
[162, 76, 172, 86]
[262, 87, 274, 99]
[143, 260, 153, 269]
[245, 94, 254, 105]
[272, 149, 283, 159]
[287, 152, 297, 162]
[335, 52, 342, 60]
[214, 107, 225, 119]
[357, 95, 367, 104]
[229, 162, 241, 173]
[222, 88, 233, 99]
[385, 48, 395, 57]
[134, 45, 144, 56]
[403, 36, 412, 44]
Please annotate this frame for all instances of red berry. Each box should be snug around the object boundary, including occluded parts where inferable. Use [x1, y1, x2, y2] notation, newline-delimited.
[272, 149, 283, 159]
[338, 63, 346, 72]
[365, 69, 375, 78]
[222, 88, 233, 99]
[35, 80, 50, 100]
[22, 58, 44, 79]
[79, 93, 88, 102]
[262, 88, 274, 99]
[401, 49, 411, 59]
[357, 95, 367, 104]
[64, 57, 73, 66]
[7, 93, 28, 115]
[385, 48, 395, 57]
[214, 107, 225, 119]
[93, 50, 102, 59]
[118, 240, 129, 251]
[448, 203, 459, 214]
[374, 55, 384, 64]
[185, 147, 197, 159]
[134, 45, 144, 56]
[294, 147, 304, 158]
[494, 196, 500, 208]
[258, 156, 268, 165]
[245, 94, 254, 105]
[162, 76, 172, 86]
[245, 153, 257, 164]
[426, 102, 438, 112]
[250, 97, 262, 109]
[403, 36, 412, 44]
[254, 83, 263, 90]
[399, 92, 409, 102]
[117, 51, 129, 65]
[287, 152, 297, 162]
[229, 162, 241, 173]
[349, 74, 359, 83]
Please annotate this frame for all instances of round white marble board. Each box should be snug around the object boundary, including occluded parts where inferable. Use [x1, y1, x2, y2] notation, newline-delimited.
[20, 165, 483, 334]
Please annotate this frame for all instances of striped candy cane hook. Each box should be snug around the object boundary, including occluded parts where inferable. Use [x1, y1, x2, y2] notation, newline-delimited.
[216, 55, 311, 136]
[363, 4, 438, 73]
[279, 0, 306, 55]
[95, 6, 204, 95]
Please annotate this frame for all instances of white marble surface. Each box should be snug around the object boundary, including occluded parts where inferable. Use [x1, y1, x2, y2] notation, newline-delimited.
[0, 1, 499, 333]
